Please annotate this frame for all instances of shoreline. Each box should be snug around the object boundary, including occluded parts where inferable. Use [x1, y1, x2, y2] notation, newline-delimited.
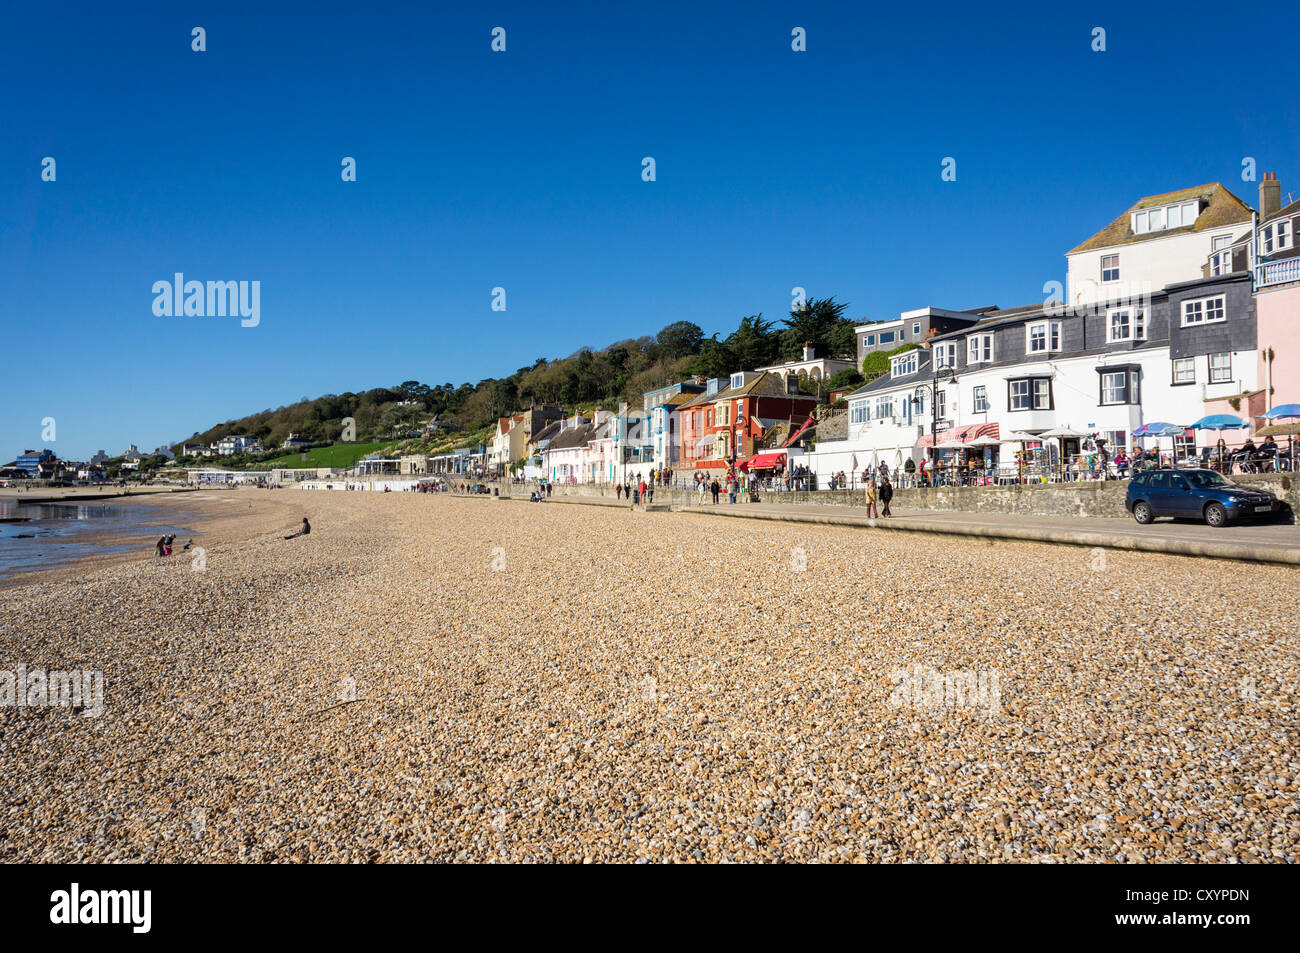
[0, 489, 302, 588]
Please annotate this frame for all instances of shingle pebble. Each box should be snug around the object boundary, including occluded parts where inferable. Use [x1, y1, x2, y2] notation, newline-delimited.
[0, 491, 1296, 863]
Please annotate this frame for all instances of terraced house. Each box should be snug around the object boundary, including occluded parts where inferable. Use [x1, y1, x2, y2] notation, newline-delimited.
[813, 177, 1284, 484]
[677, 371, 819, 473]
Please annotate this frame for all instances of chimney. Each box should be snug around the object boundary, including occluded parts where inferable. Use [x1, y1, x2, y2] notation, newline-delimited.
[1260, 172, 1281, 221]
[802, 341, 815, 361]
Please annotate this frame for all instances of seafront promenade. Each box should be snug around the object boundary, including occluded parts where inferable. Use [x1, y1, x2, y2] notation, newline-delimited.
[491, 482, 1300, 566]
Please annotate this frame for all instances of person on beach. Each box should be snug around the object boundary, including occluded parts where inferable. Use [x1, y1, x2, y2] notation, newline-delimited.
[879, 476, 893, 517]
[710, 479, 721, 504]
[864, 476, 878, 518]
[697, 477, 707, 503]
[284, 517, 311, 540]
[155, 537, 166, 557]
[616, 483, 622, 500]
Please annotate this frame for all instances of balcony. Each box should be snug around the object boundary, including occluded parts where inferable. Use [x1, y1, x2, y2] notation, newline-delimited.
[1257, 255, 1300, 289]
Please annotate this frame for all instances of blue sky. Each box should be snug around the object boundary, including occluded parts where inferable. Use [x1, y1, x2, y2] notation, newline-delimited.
[3, 0, 1297, 459]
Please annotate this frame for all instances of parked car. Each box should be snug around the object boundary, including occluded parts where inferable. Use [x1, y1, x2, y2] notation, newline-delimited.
[468, 483, 491, 494]
[1126, 469, 1287, 527]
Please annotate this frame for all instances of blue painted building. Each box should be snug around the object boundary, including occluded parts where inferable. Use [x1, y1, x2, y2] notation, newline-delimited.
[15, 449, 55, 476]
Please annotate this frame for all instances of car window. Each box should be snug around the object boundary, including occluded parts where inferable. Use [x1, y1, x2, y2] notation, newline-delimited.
[1132, 473, 1148, 486]
[1170, 474, 1190, 491]
[1148, 472, 1168, 490]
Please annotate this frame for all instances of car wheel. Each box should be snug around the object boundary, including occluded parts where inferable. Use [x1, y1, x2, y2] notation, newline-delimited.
[1132, 501, 1154, 524]
[1204, 502, 1227, 527]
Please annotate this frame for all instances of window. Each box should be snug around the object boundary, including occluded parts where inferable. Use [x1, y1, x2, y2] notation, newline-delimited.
[1172, 357, 1195, 385]
[1101, 255, 1119, 282]
[912, 322, 921, 337]
[967, 334, 993, 364]
[1101, 371, 1127, 405]
[1262, 219, 1293, 254]
[850, 403, 868, 424]
[1210, 249, 1234, 276]
[891, 352, 918, 377]
[717, 404, 730, 426]
[935, 389, 947, 420]
[1107, 307, 1145, 342]
[1009, 377, 1052, 411]
[730, 373, 744, 389]
[1133, 200, 1198, 234]
[865, 335, 875, 347]
[874, 396, 895, 420]
[1027, 320, 1061, 353]
[1181, 296, 1226, 327]
[973, 385, 988, 413]
[934, 342, 956, 369]
[1208, 352, 1231, 383]
[879, 331, 896, 344]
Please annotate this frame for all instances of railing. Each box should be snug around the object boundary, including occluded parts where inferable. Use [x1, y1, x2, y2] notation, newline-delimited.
[1257, 255, 1300, 288]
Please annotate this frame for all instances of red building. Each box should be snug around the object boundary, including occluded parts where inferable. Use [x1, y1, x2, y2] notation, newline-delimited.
[678, 371, 819, 473]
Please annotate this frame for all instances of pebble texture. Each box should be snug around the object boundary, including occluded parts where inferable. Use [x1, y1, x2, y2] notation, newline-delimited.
[1, 491, 1296, 863]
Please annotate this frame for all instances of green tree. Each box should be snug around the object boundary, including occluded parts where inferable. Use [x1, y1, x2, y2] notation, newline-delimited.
[655, 321, 704, 360]
[726, 314, 778, 370]
[779, 296, 853, 360]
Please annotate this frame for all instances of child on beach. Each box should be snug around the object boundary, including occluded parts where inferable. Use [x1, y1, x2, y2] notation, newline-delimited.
[284, 517, 311, 540]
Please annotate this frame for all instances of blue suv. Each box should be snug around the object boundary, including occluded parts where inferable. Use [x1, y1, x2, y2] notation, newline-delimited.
[1126, 468, 1284, 527]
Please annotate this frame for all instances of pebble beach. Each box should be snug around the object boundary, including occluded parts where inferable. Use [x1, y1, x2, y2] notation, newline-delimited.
[2, 490, 1296, 863]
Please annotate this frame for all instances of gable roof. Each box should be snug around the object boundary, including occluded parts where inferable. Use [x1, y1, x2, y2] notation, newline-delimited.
[1069, 183, 1254, 255]
[545, 423, 595, 451]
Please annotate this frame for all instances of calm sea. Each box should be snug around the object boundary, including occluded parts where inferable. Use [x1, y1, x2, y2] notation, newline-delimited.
[0, 500, 197, 581]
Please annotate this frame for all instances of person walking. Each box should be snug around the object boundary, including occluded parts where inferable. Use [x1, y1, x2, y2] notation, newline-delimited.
[863, 476, 878, 518]
[616, 483, 622, 500]
[879, 476, 893, 517]
[710, 478, 721, 504]
[697, 476, 708, 504]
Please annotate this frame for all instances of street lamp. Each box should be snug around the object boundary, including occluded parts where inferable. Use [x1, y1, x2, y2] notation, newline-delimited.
[911, 367, 956, 485]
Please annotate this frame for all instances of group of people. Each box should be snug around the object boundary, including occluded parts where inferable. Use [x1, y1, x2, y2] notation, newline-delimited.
[861, 473, 895, 518]
[153, 534, 192, 557]
[616, 477, 655, 504]
[1214, 435, 1289, 473]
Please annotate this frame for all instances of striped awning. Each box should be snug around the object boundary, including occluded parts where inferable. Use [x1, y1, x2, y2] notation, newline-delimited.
[916, 422, 999, 448]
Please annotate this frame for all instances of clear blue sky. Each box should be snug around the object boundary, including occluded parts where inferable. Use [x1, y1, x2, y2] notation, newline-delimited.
[3, 0, 1296, 460]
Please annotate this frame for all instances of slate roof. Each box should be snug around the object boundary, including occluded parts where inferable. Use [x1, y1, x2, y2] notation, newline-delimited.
[848, 351, 934, 397]
[545, 423, 596, 451]
[1068, 183, 1254, 254]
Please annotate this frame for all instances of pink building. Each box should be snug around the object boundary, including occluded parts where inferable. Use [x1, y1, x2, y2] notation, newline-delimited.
[1255, 173, 1300, 416]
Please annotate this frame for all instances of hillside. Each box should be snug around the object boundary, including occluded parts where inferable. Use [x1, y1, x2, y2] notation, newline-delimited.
[172, 297, 863, 460]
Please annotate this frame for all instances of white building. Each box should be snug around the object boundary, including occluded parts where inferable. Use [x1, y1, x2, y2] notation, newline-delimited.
[1066, 182, 1253, 308]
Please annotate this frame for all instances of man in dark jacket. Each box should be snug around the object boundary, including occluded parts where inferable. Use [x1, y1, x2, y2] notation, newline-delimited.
[879, 478, 894, 518]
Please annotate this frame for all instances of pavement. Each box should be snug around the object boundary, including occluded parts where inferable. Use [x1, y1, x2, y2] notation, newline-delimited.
[674, 501, 1300, 565]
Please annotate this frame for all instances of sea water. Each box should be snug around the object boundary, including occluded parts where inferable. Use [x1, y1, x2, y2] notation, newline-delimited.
[0, 501, 196, 581]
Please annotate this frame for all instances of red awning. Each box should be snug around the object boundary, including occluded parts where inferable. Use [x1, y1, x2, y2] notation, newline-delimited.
[916, 422, 1000, 449]
[739, 451, 787, 471]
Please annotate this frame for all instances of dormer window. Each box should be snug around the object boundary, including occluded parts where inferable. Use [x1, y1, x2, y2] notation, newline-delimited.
[967, 333, 993, 364]
[891, 352, 918, 378]
[933, 342, 956, 369]
[1132, 200, 1200, 234]
[1026, 320, 1061, 353]
[730, 373, 744, 389]
[1262, 219, 1292, 255]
